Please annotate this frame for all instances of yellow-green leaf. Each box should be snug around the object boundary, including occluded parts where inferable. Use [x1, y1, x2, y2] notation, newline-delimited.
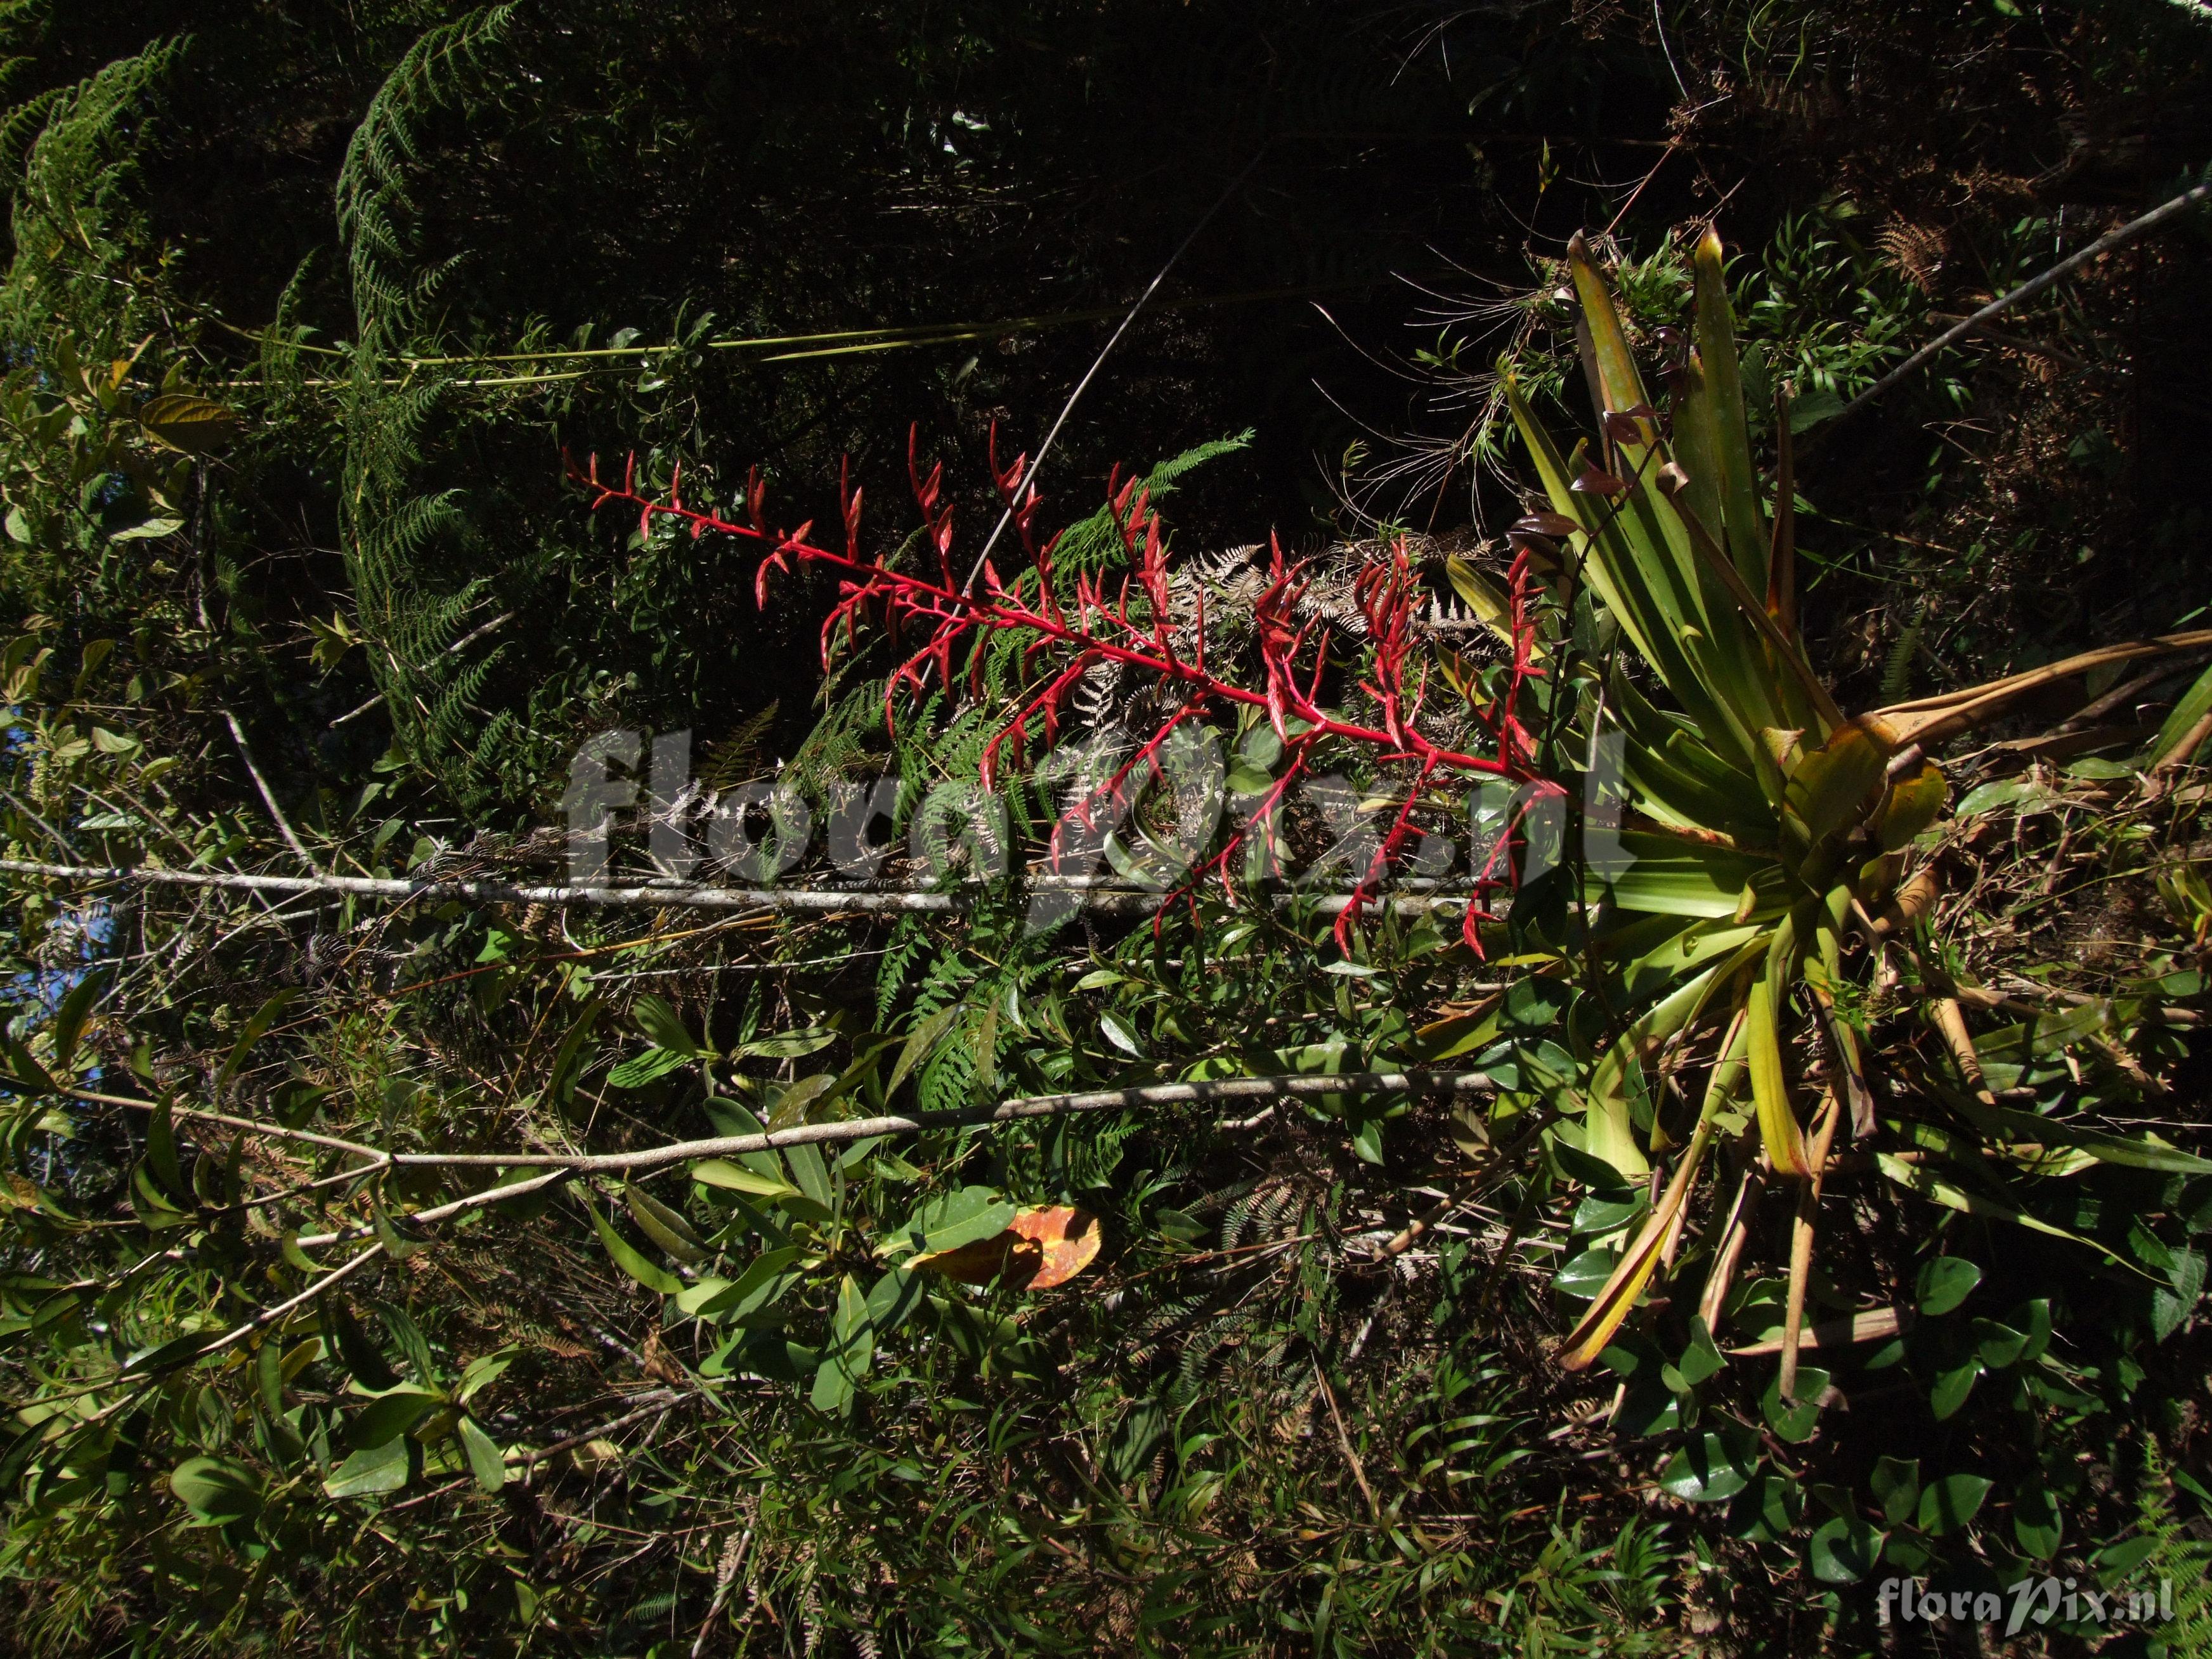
[1873, 1154, 2161, 1282]
[138, 393, 240, 454]
[1691, 229, 1769, 590]
[1443, 556, 1513, 642]
[690, 1159, 797, 1199]
[1746, 916, 1811, 1178]
[1877, 757, 1948, 851]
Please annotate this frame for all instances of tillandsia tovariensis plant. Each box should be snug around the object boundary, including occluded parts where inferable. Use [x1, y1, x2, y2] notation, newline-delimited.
[1489, 229, 2212, 1376]
[571, 431, 1554, 945]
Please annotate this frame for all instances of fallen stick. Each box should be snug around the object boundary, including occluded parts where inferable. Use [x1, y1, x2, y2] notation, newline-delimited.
[0, 857, 1486, 918]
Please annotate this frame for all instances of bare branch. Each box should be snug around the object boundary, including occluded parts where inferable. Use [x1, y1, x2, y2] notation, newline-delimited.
[283, 1071, 1497, 1249]
[0, 857, 1487, 917]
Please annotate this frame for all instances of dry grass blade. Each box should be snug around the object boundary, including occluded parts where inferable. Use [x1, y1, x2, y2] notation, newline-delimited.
[1868, 629, 2212, 748]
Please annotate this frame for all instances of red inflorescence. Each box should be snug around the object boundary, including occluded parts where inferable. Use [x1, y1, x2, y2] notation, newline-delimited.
[567, 428, 1548, 954]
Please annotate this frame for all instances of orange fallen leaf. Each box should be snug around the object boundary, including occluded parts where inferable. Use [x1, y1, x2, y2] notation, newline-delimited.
[1007, 1205, 1102, 1290]
[910, 1206, 1102, 1290]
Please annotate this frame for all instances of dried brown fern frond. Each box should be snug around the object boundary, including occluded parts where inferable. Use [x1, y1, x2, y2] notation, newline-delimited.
[1875, 218, 1948, 291]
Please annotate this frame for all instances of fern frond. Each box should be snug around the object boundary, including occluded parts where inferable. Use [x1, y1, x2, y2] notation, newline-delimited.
[336, 4, 516, 349]
[1051, 432, 1252, 576]
[1878, 605, 1923, 706]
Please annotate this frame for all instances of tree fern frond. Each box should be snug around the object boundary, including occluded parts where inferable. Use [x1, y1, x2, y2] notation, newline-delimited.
[336, 4, 516, 349]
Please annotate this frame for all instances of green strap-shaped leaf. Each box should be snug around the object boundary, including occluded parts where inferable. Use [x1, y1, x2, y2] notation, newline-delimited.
[544, 999, 604, 1109]
[677, 1245, 802, 1322]
[888, 1002, 961, 1097]
[1991, 1108, 2212, 1175]
[584, 1196, 684, 1296]
[1585, 949, 1754, 1181]
[325, 1299, 400, 1391]
[809, 1273, 874, 1414]
[1747, 910, 1812, 1178]
[0, 1034, 57, 1095]
[343, 1385, 442, 1454]
[690, 1159, 797, 1199]
[783, 1140, 834, 1212]
[1669, 351, 1729, 563]
[214, 990, 297, 1095]
[145, 1094, 185, 1199]
[625, 1180, 708, 1264]
[1566, 233, 1655, 437]
[2147, 657, 2212, 769]
[1603, 831, 1775, 920]
[1691, 229, 1771, 592]
[48, 970, 105, 1072]
[1874, 1154, 2163, 1282]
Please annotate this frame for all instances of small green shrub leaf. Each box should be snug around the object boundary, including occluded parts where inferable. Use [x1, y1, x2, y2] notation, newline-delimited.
[457, 1417, 506, 1493]
[1915, 1256, 1981, 1315]
[1930, 1360, 1981, 1421]
[1659, 1430, 1760, 1504]
[2013, 1486, 2063, 1558]
[1916, 1473, 1991, 1534]
[323, 1437, 412, 1500]
[1807, 1514, 1883, 1583]
[169, 1455, 263, 1526]
[1870, 1457, 1921, 1526]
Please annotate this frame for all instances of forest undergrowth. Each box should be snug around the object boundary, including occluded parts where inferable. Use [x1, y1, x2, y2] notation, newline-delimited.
[2, 3, 2212, 1655]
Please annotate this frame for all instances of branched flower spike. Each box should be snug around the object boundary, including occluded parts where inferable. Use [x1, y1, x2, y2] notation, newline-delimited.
[568, 426, 1547, 951]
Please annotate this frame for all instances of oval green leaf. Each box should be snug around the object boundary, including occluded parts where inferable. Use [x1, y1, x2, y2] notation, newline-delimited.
[1658, 1429, 1760, 1504]
[1915, 1256, 1981, 1316]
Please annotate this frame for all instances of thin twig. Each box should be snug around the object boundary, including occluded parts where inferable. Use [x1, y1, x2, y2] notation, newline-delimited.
[329, 609, 514, 729]
[1313, 1357, 1381, 1524]
[223, 710, 320, 872]
[514, 1390, 693, 1471]
[264, 1074, 1494, 1251]
[87, 1242, 386, 1415]
[963, 147, 1266, 587]
[51, 1081, 387, 1161]
[693, 1521, 756, 1658]
[375, 1069, 1495, 1172]
[197, 1241, 386, 1362]
[1, 788, 82, 859]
